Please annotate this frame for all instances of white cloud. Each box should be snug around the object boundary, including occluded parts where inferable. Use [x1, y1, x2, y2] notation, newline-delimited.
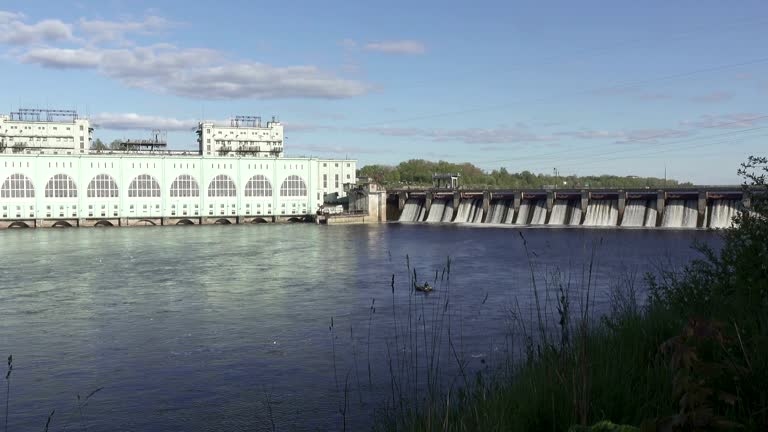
[364, 40, 426, 55]
[91, 112, 198, 131]
[3, 10, 370, 100]
[78, 15, 171, 43]
[680, 113, 768, 129]
[559, 128, 690, 143]
[688, 91, 732, 103]
[0, 11, 74, 45]
[355, 126, 556, 144]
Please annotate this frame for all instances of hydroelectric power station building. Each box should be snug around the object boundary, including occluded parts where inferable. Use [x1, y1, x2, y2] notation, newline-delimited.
[0, 109, 357, 228]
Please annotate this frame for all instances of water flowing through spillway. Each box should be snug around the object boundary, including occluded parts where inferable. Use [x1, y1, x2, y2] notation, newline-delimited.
[584, 200, 619, 226]
[568, 203, 583, 225]
[472, 199, 485, 223]
[645, 201, 658, 227]
[504, 203, 516, 224]
[486, 200, 508, 224]
[621, 200, 648, 227]
[548, 200, 569, 225]
[418, 206, 427, 222]
[425, 198, 446, 223]
[709, 200, 740, 229]
[530, 200, 548, 225]
[441, 200, 455, 222]
[662, 200, 698, 228]
[454, 199, 481, 223]
[398, 198, 424, 222]
[515, 201, 531, 224]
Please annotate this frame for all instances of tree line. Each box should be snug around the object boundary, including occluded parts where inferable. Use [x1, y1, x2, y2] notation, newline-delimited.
[357, 159, 692, 189]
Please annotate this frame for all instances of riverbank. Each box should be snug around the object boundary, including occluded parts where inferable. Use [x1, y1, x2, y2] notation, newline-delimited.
[380, 158, 768, 432]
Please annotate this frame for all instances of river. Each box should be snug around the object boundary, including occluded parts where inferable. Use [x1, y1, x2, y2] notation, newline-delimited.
[0, 224, 721, 431]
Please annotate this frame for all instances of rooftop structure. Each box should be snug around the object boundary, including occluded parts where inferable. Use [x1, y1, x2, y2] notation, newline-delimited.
[197, 116, 284, 158]
[0, 109, 92, 155]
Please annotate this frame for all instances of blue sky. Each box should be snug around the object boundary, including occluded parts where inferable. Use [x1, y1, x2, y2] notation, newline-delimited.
[1, 0, 767, 183]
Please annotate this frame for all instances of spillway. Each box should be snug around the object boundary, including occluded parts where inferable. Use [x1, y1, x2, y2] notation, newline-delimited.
[503, 205, 516, 224]
[621, 200, 648, 227]
[399, 198, 424, 222]
[708, 200, 740, 229]
[515, 201, 531, 224]
[548, 200, 569, 225]
[485, 200, 508, 224]
[454, 199, 483, 223]
[530, 201, 547, 225]
[441, 201, 455, 222]
[425, 198, 446, 223]
[661, 200, 698, 228]
[472, 200, 485, 223]
[583, 200, 619, 226]
[568, 203, 583, 225]
[644, 201, 658, 227]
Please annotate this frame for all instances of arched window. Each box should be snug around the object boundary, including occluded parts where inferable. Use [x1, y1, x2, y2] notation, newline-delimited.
[170, 175, 200, 197]
[0, 174, 35, 198]
[208, 174, 236, 197]
[280, 175, 307, 197]
[245, 175, 273, 197]
[87, 174, 119, 198]
[45, 174, 78, 198]
[128, 174, 161, 198]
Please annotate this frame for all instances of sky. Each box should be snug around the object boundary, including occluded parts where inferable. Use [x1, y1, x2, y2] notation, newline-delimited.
[1, 0, 767, 184]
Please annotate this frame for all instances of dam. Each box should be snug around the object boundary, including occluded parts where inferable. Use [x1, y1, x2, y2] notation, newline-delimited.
[391, 188, 748, 229]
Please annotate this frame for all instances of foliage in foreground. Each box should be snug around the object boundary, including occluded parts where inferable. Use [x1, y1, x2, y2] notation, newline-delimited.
[382, 156, 767, 432]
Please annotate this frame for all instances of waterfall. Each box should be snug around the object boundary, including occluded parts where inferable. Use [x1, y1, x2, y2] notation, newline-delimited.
[472, 199, 485, 223]
[398, 198, 424, 222]
[661, 200, 698, 228]
[441, 201, 455, 222]
[425, 198, 446, 223]
[644, 200, 658, 227]
[548, 200, 569, 225]
[584, 200, 619, 226]
[709, 200, 740, 229]
[530, 200, 548, 225]
[418, 206, 427, 221]
[503, 203, 516, 224]
[621, 200, 648, 227]
[568, 202, 583, 225]
[454, 199, 471, 223]
[515, 201, 531, 224]
[486, 200, 507, 224]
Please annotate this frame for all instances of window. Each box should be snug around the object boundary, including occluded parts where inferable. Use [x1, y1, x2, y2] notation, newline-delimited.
[170, 175, 200, 197]
[279, 175, 307, 197]
[335, 174, 339, 188]
[45, 174, 78, 198]
[0, 174, 34, 198]
[245, 175, 273, 197]
[87, 174, 119, 198]
[323, 174, 327, 188]
[128, 174, 161, 198]
[207, 174, 236, 197]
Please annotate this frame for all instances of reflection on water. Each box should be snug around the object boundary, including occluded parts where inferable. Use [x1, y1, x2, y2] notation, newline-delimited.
[0, 224, 720, 431]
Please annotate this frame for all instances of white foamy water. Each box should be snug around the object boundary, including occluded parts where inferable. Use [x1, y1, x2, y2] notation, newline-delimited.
[709, 200, 740, 229]
[472, 200, 485, 223]
[568, 203, 583, 225]
[441, 200, 455, 222]
[530, 201, 547, 225]
[548, 200, 569, 225]
[398, 198, 423, 222]
[584, 200, 619, 226]
[645, 200, 658, 227]
[515, 201, 531, 224]
[662, 200, 698, 228]
[486, 200, 507, 224]
[621, 200, 648, 227]
[425, 198, 446, 222]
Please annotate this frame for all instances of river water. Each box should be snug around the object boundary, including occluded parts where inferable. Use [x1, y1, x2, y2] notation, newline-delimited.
[0, 224, 721, 431]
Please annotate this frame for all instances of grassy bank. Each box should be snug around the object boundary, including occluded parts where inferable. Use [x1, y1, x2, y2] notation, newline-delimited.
[380, 157, 768, 431]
